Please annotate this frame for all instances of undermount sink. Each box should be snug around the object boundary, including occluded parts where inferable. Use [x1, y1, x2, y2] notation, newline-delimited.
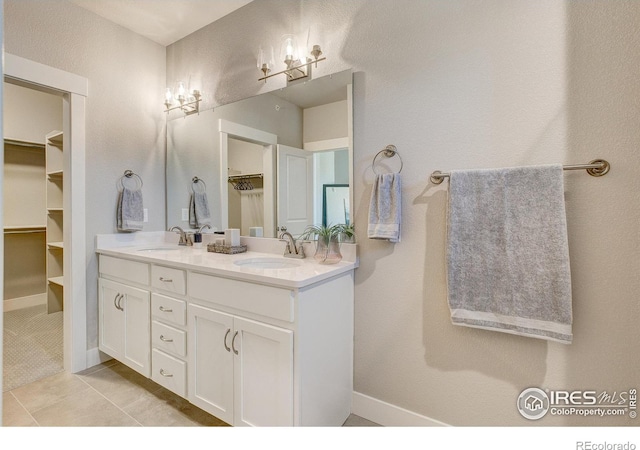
[136, 247, 180, 252]
[234, 257, 303, 269]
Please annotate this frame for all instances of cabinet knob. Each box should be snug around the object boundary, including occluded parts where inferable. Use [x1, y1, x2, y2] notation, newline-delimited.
[159, 368, 173, 378]
[158, 306, 173, 313]
[159, 277, 173, 283]
[159, 334, 174, 343]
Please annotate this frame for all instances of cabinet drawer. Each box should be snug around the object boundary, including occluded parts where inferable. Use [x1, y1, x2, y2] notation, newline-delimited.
[99, 255, 149, 286]
[151, 293, 186, 326]
[151, 265, 186, 295]
[152, 349, 187, 398]
[189, 272, 294, 322]
[152, 320, 187, 357]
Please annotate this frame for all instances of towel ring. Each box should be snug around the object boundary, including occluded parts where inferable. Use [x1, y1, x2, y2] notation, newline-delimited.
[117, 170, 143, 190]
[191, 176, 207, 193]
[372, 145, 403, 175]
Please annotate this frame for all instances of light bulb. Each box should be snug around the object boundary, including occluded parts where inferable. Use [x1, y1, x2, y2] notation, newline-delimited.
[280, 34, 299, 66]
[176, 81, 186, 102]
[164, 88, 173, 108]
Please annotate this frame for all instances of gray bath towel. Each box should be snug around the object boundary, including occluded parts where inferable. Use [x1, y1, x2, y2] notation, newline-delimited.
[446, 164, 572, 343]
[189, 191, 211, 228]
[368, 173, 401, 242]
[117, 186, 143, 232]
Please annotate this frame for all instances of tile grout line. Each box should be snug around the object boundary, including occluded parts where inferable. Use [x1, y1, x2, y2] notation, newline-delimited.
[7, 391, 42, 426]
[73, 372, 146, 427]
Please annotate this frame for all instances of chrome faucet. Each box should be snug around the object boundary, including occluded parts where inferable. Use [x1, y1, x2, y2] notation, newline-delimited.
[279, 231, 306, 259]
[169, 226, 189, 246]
[197, 224, 212, 234]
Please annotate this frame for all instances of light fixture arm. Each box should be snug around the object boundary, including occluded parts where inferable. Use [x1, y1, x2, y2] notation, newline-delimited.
[258, 56, 326, 83]
[164, 90, 201, 115]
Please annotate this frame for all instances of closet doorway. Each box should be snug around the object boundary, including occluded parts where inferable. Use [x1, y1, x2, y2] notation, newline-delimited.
[3, 54, 88, 387]
[3, 83, 64, 391]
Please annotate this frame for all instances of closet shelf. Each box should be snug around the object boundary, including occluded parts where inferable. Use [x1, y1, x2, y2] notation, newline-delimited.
[47, 170, 63, 178]
[46, 131, 63, 145]
[48, 242, 64, 249]
[47, 208, 63, 213]
[48, 276, 64, 287]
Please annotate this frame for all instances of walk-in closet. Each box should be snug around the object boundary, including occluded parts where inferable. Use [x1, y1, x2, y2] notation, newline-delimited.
[3, 82, 64, 391]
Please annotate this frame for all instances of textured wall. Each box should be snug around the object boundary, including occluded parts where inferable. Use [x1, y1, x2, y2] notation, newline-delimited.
[4, 0, 166, 348]
[166, 0, 640, 426]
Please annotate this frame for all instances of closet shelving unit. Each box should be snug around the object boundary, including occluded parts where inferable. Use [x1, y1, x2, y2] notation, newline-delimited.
[45, 130, 64, 313]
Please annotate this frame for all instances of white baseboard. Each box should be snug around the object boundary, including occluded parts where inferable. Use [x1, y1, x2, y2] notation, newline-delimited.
[352, 391, 450, 427]
[3, 293, 47, 312]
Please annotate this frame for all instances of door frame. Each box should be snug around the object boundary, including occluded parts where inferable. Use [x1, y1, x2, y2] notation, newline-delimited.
[4, 53, 88, 374]
[219, 119, 277, 238]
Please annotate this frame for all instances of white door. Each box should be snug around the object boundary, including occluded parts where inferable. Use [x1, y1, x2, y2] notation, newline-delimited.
[233, 317, 294, 427]
[189, 304, 234, 424]
[277, 144, 313, 236]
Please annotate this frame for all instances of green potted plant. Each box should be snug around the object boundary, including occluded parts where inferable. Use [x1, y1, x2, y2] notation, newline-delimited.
[300, 224, 343, 264]
[338, 223, 356, 243]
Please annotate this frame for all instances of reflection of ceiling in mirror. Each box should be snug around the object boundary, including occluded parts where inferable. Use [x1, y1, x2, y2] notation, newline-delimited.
[270, 69, 352, 109]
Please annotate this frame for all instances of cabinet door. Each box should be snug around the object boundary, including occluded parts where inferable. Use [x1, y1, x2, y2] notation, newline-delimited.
[98, 278, 150, 377]
[233, 317, 293, 427]
[99, 279, 125, 360]
[121, 283, 151, 377]
[188, 304, 234, 424]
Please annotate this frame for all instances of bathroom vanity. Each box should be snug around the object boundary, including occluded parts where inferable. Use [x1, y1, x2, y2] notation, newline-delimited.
[95, 233, 356, 427]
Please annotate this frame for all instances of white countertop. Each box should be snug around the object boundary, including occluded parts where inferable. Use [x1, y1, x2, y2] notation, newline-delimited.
[96, 232, 358, 289]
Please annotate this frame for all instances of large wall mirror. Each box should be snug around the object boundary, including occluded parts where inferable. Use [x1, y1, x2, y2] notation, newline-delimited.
[166, 69, 353, 238]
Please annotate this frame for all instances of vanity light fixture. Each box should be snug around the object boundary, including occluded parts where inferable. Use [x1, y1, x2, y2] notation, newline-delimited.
[164, 81, 201, 115]
[258, 34, 326, 84]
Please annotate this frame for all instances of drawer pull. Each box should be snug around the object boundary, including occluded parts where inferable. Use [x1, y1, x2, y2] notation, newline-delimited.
[159, 368, 173, 377]
[223, 328, 231, 352]
[159, 277, 173, 282]
[231, 331, 239, 355]
[159, 334, 174, 343]
[158, 306, 173, 313]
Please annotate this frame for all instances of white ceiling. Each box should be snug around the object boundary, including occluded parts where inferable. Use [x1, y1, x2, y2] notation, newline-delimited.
[69, 0, 254, 46]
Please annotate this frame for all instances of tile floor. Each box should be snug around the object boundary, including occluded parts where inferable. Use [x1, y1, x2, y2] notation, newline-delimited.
[2, 359, 379, 427]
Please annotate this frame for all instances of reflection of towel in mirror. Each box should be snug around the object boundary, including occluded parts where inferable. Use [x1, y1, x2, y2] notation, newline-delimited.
[189, 191, 211, 228]
[367, 173, 401, 242]
[117, 187, 144, 232]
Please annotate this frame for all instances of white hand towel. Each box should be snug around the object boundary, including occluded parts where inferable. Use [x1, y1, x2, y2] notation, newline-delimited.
[368, 173, 401, 242]
[117, 186, 144, 232]
[446, 164, 573, 343]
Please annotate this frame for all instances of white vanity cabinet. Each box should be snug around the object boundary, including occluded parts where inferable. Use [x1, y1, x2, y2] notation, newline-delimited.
[189, 303, 293, 426]
[98, 257, 151, 377]
[96, 248, 355, 427]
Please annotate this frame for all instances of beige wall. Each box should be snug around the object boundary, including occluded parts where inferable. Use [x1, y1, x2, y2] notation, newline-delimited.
[166, 0, 639, 426]
[4, 0, 166, 347]
[3, 83, 62, 144]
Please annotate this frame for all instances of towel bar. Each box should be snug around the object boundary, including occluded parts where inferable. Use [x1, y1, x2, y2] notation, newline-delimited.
[430, 159, 610, 184]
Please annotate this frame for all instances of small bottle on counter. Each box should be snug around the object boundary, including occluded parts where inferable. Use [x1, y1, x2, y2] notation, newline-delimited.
[193, 232, 203, 249]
